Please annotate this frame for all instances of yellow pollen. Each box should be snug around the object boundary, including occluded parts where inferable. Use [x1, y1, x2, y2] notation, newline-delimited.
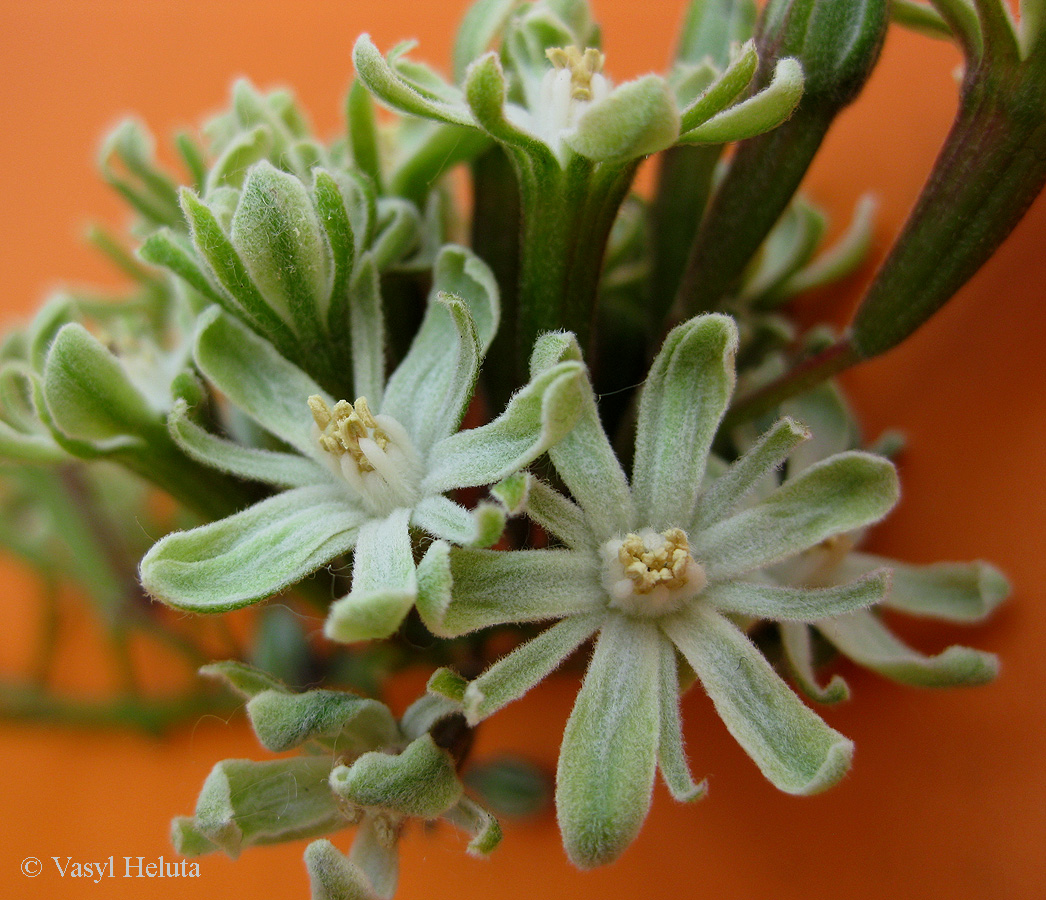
[546, 46, 605, 101]
[308, 395, 388, 473]
[617, 528, 692, 594]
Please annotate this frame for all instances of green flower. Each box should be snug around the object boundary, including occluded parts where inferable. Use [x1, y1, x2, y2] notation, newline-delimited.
[140, 245, 584, 642]
[754, 383, 1006, 701]
[173, 662, 501, 900]
[417, 314, 900, 868]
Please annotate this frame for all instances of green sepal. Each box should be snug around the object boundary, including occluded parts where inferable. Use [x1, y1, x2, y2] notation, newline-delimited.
[442, 797, 504, 857]
[329, 734, 463, 819]
[191, 757, 344, 858]
[199, 660, 289, 699]
[246, 688, 400, 753]
[304, 840, 376, 900]
[678, 40, 759, 134]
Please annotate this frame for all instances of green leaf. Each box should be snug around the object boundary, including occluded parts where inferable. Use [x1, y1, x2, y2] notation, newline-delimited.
[557, 616, 661, 869]
[204, 125, 273, 193]
[695, 451, 899, 580]
[567, 75, 680, 162]
[411, 494, 506, 548]
[325, 508, 417, 643]
[678, 57, 804, 144]
[518, 476, 592, 551]
[231, 161, 332, 342]
[891, 0, 954, 41]
[463, 614, 604, 724]
[633, 314, 738, 531]
[816, 610, 1000, 687]
[192, 757, 343, 857]
[330, 734, 463, 819]
[423, 360, 584, 493]
[416, 543, 604, 637]
[346, 79, 384, 191]
[348, 256, 386, 406]
[141, 486, 364, 612]
[664, 604, 853, 794]
[676, 0, 758, 68]
[348, 818, 399, 900]
[702, 569, 890, 620]
[43, 324, 160, 446]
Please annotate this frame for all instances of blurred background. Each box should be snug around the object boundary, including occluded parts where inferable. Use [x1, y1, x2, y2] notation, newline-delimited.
[1, 1, 1043, 897]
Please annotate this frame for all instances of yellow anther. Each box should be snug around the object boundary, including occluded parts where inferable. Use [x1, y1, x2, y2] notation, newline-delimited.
[617, 527, 693, 594]
[546, 45, 605, 100]
[308, 394, 389, 472]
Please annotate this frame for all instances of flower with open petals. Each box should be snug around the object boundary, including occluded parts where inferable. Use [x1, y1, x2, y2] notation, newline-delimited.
[417, 314, 900, 868]
[140, 246, 584, 642]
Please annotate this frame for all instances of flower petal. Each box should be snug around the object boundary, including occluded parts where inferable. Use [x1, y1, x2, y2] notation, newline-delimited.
[141, 486, 362, 612]
[382, 246, 498, 449]
[557, 615, 661, 869]
[168, 399, 324, 488]
[657, 639, 707, 802]
[529, 332, 634, 540]
[663, 604, 853, 795]
[702, 569, 890, 621]
[416, 542, 604, 637]
[411, 493, 506, 548]
[693, 416, 810, 531]
[779, 622, 851, 704]
[325, 508, 417, 643]
[833, 553, 1009, 622]
[194, 309, 330, 461]
[816, 610, 1000, 687]
[695, 451, 899, 580]
[566, 75, 680, 162]
[633, 314, 738, 531]
[463, 613, 604, 724]
[423, 360, 584, 494]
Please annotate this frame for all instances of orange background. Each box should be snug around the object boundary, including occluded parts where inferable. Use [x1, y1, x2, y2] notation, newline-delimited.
[1, 1, 1044, 898]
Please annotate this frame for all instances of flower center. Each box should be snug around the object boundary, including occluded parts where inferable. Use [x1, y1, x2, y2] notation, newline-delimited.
[309, 395, 423, 514]
[546, 46, 605, 101]
[600, 527, 708, 618]
[534, 45, 610, 160]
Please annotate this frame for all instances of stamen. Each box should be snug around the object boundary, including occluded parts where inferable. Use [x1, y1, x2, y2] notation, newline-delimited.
[546, 46, 605, 101]
[601, 527, 707, 618]
[309, 395, 389, 473]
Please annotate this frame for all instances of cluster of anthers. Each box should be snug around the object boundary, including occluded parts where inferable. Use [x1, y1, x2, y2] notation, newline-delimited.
[309, 395, 388, 473]
[601, 527, 708, 618]
[546, 46, 605, 101]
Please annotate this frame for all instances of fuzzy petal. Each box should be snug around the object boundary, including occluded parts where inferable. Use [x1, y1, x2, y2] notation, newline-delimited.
[633, 314, 738, 531]
[702, 569, 890, 621]
[696, 451, 899, 580]
[557, 615, 662, 869]
[141, 486, 363, 612]
[325, 508, 417, 642]
[664, 604, 853, 794]
[416, 543, 604, 637]
[816, 610, 1000, 687]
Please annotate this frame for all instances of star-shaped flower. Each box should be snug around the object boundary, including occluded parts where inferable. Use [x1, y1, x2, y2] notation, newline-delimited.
[417, 314, 900, 868]
[140, 245, 584, 642]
